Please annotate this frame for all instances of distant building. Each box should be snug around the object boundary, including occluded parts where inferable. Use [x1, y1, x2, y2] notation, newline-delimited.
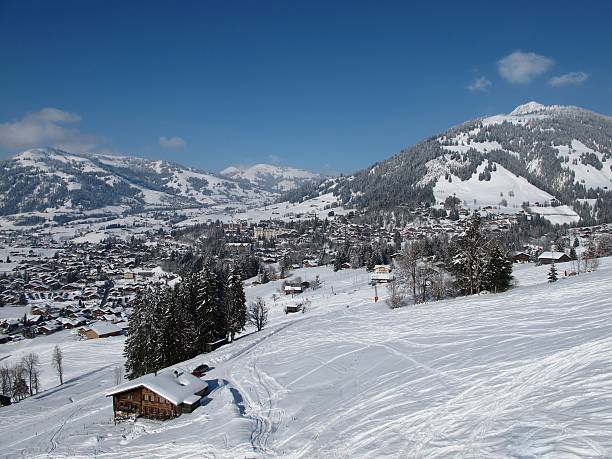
[106, 368, 209, 420]
[80, 321, 122, 339]
[513, 252, 531, 263]
[537, 252, 571, 265]
[254, 227, 281, 241]
[284, 285, 303, 295]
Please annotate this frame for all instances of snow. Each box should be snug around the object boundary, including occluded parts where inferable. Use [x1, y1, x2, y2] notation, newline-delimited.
[176, 192, 350, 227]
[2, 259, 612, 457]
[220, 163, 320, 191]
[432, 160, 554, 209]
[87, 321, 122, 336]
[509, 101, 548, 116]
[106, 369, 208, 406]
[556, 140, 612, 190]
[481, 102, 582, 127]
[528, 205, 581, 225]
[538, 251, 569, 261]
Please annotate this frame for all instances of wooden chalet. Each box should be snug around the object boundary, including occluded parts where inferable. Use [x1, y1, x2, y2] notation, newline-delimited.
[106, 369, 209, 420]
[79, 321, 122, 339]
[537, 251, 572, 265]
[513, 252, 531, 263]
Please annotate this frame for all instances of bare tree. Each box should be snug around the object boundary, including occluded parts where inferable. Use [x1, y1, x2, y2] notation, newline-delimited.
[395, 241, 424, 304]
[416, 262, 437, 304]
[430, 269, 452, 301]
[247, 297, 269, 332]
[21, 353, 41, 396]
[310, 275, 322, 290]
[385, 281, 406, 309]
[113, 366, 123, 385]
[585, 254, 600, 272]
[596, 234, 612, 257]
[10, 364, 29, 401]
[52, 345, 64, 385]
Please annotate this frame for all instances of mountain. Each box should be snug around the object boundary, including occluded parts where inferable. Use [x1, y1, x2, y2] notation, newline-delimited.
[0, 148, 274, 215]
[295, 102, 612, 222]
[220, 163, 322, 192]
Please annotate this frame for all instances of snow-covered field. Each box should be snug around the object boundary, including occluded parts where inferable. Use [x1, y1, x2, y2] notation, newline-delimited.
[2, 260, 612, 458]
[528, 205, 581, 226]
[432, 160, 553, 210]
[177, 193, 350, 227]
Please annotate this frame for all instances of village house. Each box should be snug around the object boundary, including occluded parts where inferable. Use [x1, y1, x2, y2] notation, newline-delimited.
[284, 285, 303, 295]
[513, 252, 531, 263]
[106, 368, 209, 420]
[537, 251, 572, 265]
[79, 321, 122, 339]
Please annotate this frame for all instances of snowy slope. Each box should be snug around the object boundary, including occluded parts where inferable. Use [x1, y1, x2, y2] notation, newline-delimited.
[2, 260, 612, 457]
[220, 163, 322, 192]
[431, 159, 554, 208]
[176, 192, 349, 227]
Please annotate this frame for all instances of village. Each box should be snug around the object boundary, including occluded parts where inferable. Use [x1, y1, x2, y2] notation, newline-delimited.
[2, 200, 611, 351]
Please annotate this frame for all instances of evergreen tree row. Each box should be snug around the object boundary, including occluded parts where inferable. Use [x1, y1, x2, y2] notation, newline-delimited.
[124, 263, 247, 380]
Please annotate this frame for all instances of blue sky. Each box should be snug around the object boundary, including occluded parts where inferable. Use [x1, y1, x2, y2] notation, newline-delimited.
[1, 0, 611, 174]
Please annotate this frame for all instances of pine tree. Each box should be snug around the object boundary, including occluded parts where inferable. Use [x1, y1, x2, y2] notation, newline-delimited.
[548, 263, 558, 283]
[176, 273, 200, 358]
[196, 265, 219, 352]
[450, 212, 489, 295]
[482, 244, 513, 293]
[155, 287, 183, 369]
[124, 289, 156, 379]
[226, 264, 247, 341]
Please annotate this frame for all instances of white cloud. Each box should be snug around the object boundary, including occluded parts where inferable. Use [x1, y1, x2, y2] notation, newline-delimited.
[548, 71, 589, 87]
[498, 51, 555, 84]
[0, 108, 103, 153]
[159, 136, 186, 149]
[468, 76, 492, 92]
[268, 154, 282, 164]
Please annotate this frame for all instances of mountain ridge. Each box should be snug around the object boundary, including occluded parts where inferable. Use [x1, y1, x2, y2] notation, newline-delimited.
[287, 101, 612, 224]
[0, 148, 274, 215]
[219, 163, 322, 192]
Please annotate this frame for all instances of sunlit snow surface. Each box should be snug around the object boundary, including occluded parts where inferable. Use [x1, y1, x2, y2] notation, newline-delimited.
[1, 261, 612, 458]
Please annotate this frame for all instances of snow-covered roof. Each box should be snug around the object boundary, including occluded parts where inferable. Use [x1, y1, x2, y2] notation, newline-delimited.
[538, 251, 568, 260]
[106, 368, 208, 406]
[88, 321, 121, 336]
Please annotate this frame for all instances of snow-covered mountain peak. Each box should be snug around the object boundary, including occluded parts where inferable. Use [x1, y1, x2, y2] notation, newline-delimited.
[220, 163, 322, 191]
[509, 101, 547, 116]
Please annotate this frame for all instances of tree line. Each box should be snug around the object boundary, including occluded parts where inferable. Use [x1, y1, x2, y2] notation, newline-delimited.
[124, 263, 249, 380]
[1, 345, 64, 404]
[390, 212, 513, 308]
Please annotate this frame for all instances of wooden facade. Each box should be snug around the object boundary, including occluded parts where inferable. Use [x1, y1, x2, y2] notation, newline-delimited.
[112, 387, 181, 420]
